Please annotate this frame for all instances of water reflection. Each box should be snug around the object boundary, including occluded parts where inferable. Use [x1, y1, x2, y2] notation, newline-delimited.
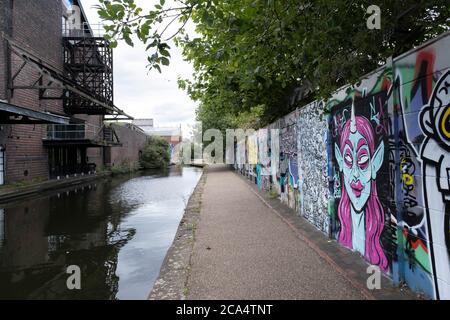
[0, 166, 202, 299]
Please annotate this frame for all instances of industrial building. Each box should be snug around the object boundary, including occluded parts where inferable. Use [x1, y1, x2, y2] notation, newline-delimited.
[0, 0, 133, 184]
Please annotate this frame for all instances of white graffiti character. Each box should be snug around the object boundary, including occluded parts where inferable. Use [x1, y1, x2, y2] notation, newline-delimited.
[419, 70, 450, 300]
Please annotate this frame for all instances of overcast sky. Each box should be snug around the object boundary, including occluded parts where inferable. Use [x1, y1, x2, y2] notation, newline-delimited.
[80, 0, 197, 133]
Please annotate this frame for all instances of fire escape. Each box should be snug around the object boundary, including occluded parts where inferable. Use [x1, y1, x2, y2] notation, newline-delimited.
[3, 22, 132, 141]
[1, 22, 133, 177]
[62, 25, 115, 116]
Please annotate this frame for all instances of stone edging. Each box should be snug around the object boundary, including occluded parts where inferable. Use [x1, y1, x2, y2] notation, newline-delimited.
[0, 172, 112, 203]
[148, 169, 207, 300]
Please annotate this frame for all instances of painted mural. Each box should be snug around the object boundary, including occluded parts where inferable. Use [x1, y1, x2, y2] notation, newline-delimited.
[393, 34, 450, 299]
[233, 31, 450, 299]
[247, 132, 258, 182]
[235, 137, 246, 175]
[328, 70, 395, 273]
[419, 70, 450, 299]
[392, 50, 436, 298]
[270, 121, 281, 195]
[297, 101, 329, 233]
[257, 128, 271, 191]
[279, 111, 299, 210]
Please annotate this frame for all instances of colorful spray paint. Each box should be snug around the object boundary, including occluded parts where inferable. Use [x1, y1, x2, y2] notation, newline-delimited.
[233, 31, 450, 299]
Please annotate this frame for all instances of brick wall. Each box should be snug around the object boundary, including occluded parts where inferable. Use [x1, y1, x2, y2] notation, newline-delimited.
[71, 113, 105, 171]
[0, 0, 64, 182]
[158, 135, 182, 145]
[0, 0, 13, 101]
[0, 0, 111, 183]
[108, 123, 148, 169]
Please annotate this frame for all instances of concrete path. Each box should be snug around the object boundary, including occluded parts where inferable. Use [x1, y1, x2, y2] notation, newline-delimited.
[187, 165, 366, 299]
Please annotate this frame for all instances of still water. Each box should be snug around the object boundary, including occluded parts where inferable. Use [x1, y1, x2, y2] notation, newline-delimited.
[0, 166, 202, 299]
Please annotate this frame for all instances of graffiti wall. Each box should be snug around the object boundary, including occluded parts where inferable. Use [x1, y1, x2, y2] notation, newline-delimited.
[235, 137, 246, 175]
[270, 120, 281, 195]
[234, 31, 450, 299]
[328, 68, 397, 275]
[247, 132, 258, 183]
[257, 128, 271, 191]
[297, 101, 330, 233]
[393, 34, 450, 299]
[279, 111, 299, 210]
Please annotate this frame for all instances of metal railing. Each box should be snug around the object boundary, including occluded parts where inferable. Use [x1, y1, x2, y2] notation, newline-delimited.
[63, 23, 108, 38]
[45, 123, 118, 144]
[46, 123, 99, 140]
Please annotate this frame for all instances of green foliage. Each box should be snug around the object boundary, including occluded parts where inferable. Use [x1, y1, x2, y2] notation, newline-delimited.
[97, 0, 450, 129]
[0, 177, 47, 189]
[110, 162, 140, 175]
[140, 136, 170, 169]
[268, 189, 279, 200]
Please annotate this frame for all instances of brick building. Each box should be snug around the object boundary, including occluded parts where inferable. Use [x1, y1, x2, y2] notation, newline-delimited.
[0, 0, 131, 184]
[133, 119, 182, 145]
[105, 122, 148, 170]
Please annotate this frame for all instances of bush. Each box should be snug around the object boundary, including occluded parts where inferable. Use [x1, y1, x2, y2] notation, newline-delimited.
[110, 162, 139, 175]
[140, 136, 170, 169]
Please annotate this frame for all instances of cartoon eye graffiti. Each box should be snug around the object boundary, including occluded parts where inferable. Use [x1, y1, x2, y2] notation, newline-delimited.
[357, 154, 369, 169]
[344, 153, 353, 167]
[439, 104, 450, 141]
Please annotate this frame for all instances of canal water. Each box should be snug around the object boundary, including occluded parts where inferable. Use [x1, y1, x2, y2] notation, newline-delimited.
[0, 166, 202, 299]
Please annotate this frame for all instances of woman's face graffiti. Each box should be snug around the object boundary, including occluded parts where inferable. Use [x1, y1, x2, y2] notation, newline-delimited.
[335, 124, 385, 212]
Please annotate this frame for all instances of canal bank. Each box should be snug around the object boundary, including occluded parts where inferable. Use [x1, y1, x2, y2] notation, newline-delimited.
[0, 163, 183, 204]
[0, 172, 112, 203]
[149, 169, 206, 300]
[0, 166, 203, 299]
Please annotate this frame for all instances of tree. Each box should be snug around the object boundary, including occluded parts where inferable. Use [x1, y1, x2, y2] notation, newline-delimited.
[96, 0, 450, 128]
[140, 136, 170, 169]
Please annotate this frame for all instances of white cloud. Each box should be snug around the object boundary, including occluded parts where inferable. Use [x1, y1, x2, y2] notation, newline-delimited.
[80, 0, 198, 133]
